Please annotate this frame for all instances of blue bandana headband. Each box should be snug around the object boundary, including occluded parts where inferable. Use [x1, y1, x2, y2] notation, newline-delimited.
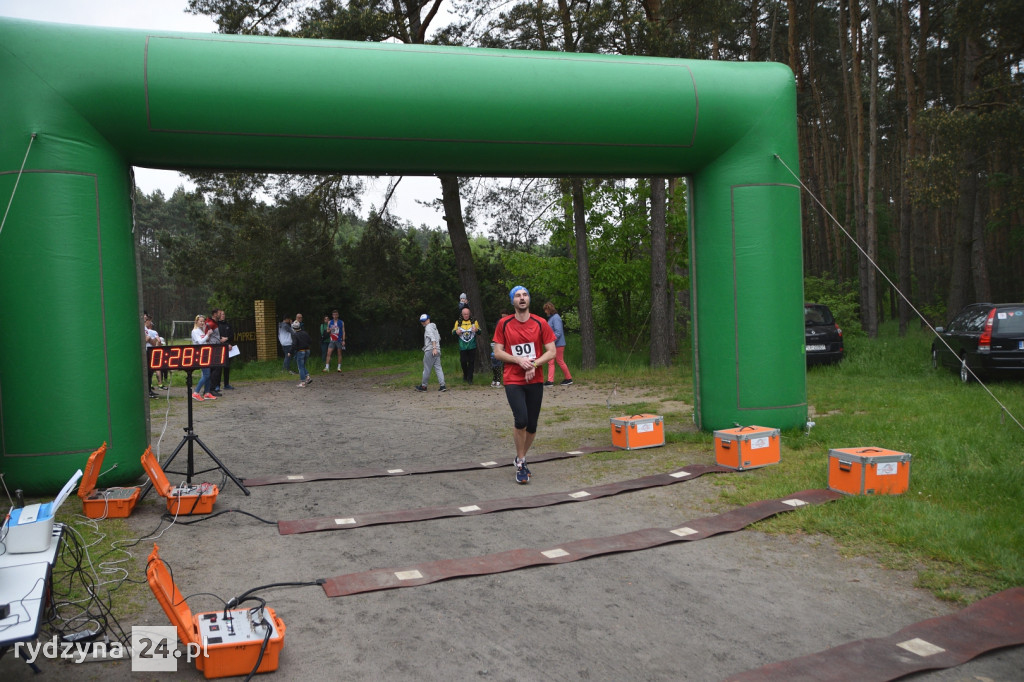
[509, 285, 529, 303]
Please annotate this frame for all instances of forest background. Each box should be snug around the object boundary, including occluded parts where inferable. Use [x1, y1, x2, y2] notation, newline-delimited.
[136, 0, 1024, 367]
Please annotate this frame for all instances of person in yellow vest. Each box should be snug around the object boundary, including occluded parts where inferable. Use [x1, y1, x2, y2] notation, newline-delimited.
[452, 307, 481, 384]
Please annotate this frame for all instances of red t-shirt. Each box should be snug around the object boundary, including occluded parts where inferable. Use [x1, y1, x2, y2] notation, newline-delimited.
[493, 313, 556, 385]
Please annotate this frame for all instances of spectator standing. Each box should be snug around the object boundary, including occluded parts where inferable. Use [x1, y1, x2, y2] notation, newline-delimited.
[452, 307, 480, 384]
[323, 309, 346, 373]
[205, 310, 223, 396]
[217, 309, 235, 390]
[279, 316, 295, 374]
[490, 342, 502, 388]
[292, 320, 314, 387]
[542, 302, 573, 386]
[415, 313, 447, 392]
[144, 319, 162, 398]
[191, 315, 216, 401]
[319, 315, 331, 365]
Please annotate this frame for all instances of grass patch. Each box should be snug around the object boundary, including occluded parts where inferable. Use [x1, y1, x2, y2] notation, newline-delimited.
[35, 509, 153, 642]
[717, 322, 1024, 602]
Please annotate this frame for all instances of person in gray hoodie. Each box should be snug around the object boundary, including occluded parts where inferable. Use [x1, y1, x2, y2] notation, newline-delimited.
[415, 313, 447, 392]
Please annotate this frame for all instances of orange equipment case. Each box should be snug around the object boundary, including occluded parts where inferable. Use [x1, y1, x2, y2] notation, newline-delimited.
[609, 414, 665, 450]
[828, 447, 912, 495]
[77, 442, 140, 519]
[714, 425, 781, 470]
[146, 544, 286, 679]
[141, 446, 219, 515]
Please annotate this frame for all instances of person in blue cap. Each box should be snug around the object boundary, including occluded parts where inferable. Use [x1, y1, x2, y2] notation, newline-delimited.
[492, 286, 556, 482]
[415, 313, 447, 392]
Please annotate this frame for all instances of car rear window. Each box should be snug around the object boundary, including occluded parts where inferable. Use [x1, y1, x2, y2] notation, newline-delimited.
[994, 309, 1024, 334]
[805, 306, 834, 325]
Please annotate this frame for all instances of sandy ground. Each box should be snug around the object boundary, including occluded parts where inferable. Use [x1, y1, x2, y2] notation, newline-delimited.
[3, 369, 1022, 681]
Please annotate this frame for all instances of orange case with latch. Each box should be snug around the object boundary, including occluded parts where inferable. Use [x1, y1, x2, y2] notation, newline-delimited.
[141, 446, 219, 515]
[609, 414, 665, 450]
[146, 544, 286, 679]
[828, 447, 912, 495]
[77, 442, 140, 518]
[713, 425, 781, 470]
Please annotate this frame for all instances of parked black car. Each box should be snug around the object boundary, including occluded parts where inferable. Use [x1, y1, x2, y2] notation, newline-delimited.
[932, 303, 1024, 383]
[805, 303, 844, 365]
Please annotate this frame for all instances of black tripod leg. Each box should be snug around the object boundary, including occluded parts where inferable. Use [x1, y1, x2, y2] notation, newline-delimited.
[193, 435, 250, 496]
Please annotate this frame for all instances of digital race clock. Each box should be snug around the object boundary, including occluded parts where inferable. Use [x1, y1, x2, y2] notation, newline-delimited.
[147, 345, 228, 371]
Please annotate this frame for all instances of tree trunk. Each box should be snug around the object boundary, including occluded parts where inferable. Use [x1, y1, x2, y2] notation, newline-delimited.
[572, 178, 597, 370]
[649, 177, 670, 367]
[970, 189, 990, 302]
[947, 32, 984, 316]
[668, 177, 687, 346]
[864, 0, 879, 337]
[439, 174, 490, 372]
[897, 0, 916, 335]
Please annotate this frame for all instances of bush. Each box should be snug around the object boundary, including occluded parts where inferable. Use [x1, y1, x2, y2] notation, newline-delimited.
[805, 275, 863, 336]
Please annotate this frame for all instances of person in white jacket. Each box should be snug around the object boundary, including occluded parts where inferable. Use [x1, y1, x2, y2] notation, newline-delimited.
[415, 313, 447, 393]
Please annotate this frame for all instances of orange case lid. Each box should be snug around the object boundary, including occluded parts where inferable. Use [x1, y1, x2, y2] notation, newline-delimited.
[77, 442, 108, 500]
[146, 544, 198, 647]
[141, 446, 173, 497]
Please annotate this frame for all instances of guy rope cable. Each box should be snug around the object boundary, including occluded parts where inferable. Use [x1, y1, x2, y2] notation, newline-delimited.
[773, 153, 1024, 435]
[0, 132, 36, 238]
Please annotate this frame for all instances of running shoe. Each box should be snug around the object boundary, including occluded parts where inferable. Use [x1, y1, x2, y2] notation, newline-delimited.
[203, 392, 217, 400]
[191, 392, 204, 401]
[543, 381, 554, 387]
[560, 379, 574, 386]
[439, 385, 448, 392]
[415, 385, 428, 392]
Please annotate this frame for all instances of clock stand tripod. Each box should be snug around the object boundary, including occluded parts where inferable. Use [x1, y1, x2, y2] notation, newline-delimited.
[140, 368, 249, 501]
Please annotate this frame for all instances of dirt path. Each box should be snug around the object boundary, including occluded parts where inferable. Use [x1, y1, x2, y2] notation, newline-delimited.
[5, 370, 1020, 680]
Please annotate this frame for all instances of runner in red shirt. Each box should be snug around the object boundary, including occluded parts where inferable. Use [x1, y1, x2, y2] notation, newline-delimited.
[492, 285, 556, 483]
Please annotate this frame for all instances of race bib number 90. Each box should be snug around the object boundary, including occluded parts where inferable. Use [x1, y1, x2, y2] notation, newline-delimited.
[511, 342, 536, 360]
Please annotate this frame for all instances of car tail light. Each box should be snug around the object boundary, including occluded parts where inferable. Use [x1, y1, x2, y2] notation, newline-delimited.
[978, 309, 996, 353]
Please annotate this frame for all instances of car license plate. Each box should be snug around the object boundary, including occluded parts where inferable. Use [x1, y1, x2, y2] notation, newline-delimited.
[806, 344, 826, 352]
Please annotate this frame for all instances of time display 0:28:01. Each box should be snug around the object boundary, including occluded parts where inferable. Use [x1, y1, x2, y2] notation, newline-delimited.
[147, 345, 228, 370]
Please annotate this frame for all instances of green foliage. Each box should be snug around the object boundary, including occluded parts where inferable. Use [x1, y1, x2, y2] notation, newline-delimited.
[500, 178, 689, 351]
[804, 275, 863, 336]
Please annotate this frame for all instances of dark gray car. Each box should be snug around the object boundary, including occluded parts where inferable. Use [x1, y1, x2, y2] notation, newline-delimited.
[932, 303, 1024, 382]
[805, 303, 844, 365]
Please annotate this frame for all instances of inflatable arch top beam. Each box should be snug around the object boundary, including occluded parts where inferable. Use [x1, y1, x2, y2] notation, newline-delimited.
[0, 18, 805, 493]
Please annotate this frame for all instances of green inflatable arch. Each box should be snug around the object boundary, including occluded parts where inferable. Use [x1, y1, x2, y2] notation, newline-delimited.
[0, 18, 806, 494]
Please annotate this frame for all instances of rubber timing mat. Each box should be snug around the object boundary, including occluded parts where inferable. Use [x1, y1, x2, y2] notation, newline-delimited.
[321, 488, 841, 597]
[724, 587, 1024, 681]
[242, 446, 618, 487]
[279, 464, 731, 535]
